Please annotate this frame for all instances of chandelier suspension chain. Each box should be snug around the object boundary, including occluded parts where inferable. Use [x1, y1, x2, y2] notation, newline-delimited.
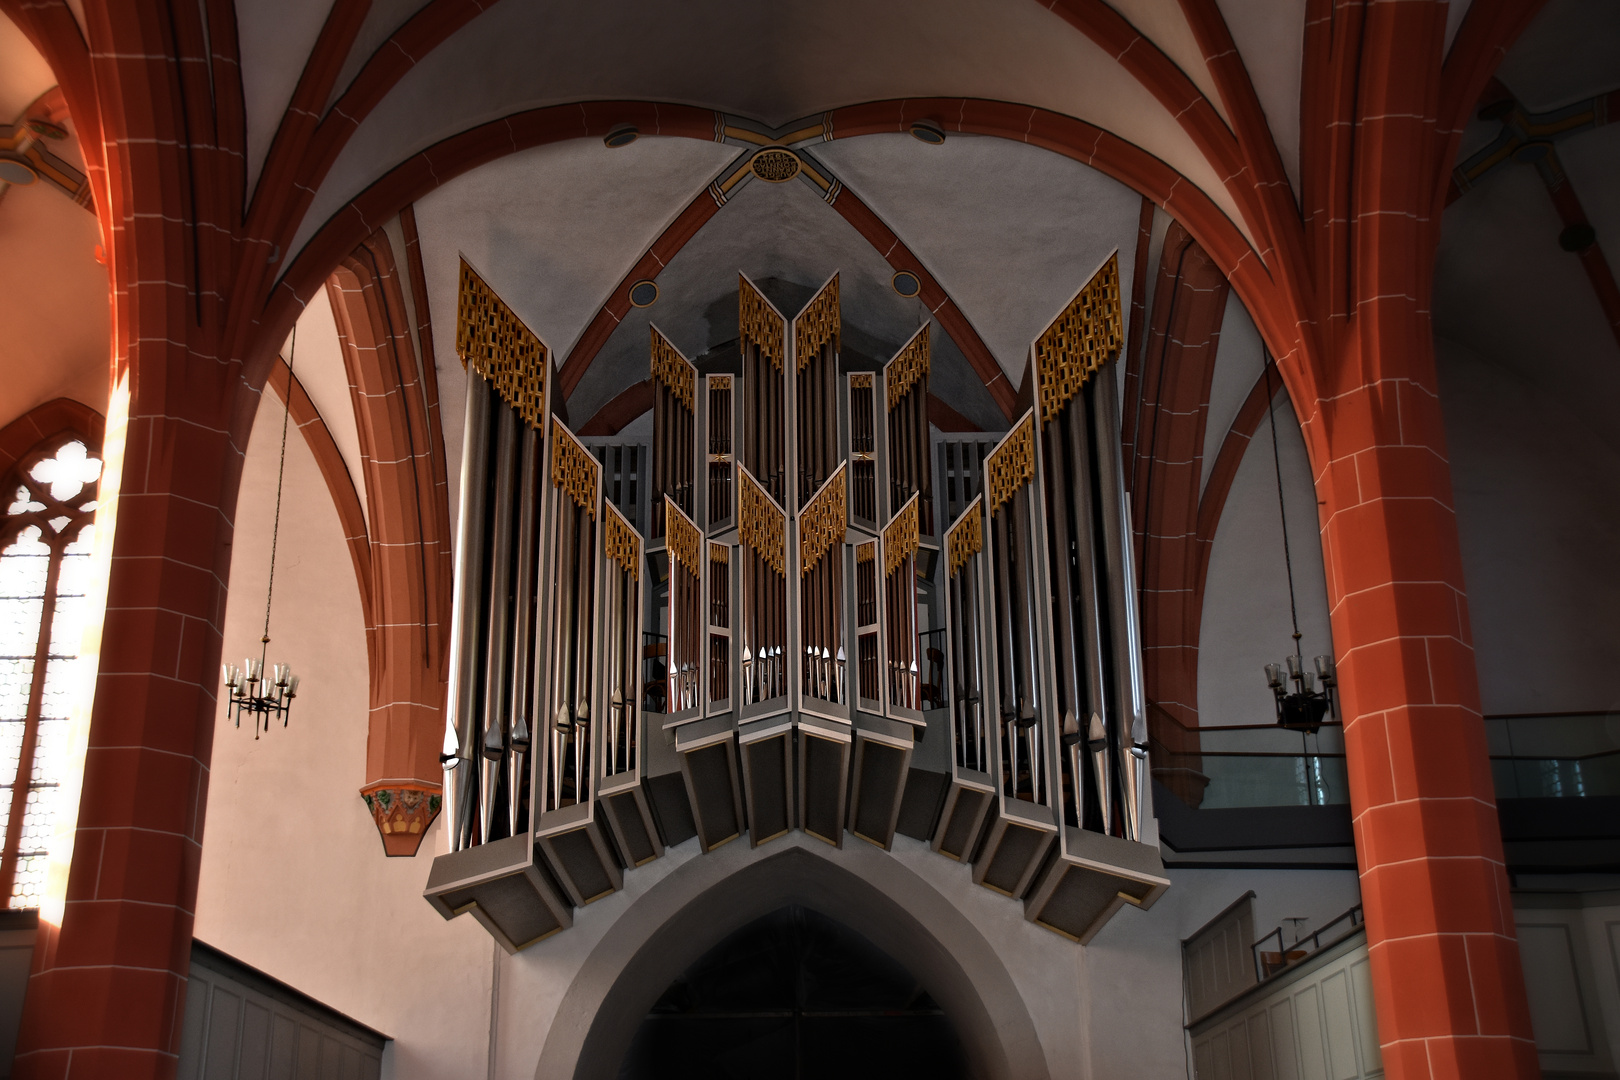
[1262, 350, 1302, 656]
[264, 324, 295, 645]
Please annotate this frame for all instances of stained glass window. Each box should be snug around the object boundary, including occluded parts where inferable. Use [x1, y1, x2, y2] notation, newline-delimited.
[0, 437, 100, 907]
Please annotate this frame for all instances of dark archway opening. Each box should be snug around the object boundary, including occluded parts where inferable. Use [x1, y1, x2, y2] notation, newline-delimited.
[617, 905, 969, 1079]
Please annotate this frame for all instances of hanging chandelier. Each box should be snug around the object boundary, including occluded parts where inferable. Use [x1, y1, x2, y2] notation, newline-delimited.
[223, 325, 301, 735]
[1256, 356, 1336, 734]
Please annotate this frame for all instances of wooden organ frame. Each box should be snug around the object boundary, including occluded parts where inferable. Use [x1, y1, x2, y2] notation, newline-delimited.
[426, 257, 1167, 952]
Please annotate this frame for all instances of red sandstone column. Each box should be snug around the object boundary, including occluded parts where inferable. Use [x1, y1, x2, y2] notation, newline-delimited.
[1304, 4, 1540, 1076]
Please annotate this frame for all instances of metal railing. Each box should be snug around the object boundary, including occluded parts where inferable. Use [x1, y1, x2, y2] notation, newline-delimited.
[1486, 711, 1620, 798]
[1148, 703, 1348, 809]
[1251, 904, 1363, 982]
[1151, 704, 1620, 808]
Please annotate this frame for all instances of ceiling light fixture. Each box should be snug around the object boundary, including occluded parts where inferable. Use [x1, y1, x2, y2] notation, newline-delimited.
[224, 325, 301, 735]
[909, 121, 946, 145]
[891, 271, 921, 298]
[1257, 353, 1335, 734]
[603, 125, 640, 149]
[629, 280, 659, 307]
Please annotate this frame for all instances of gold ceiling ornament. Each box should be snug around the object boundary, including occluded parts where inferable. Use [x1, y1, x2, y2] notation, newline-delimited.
[885, 324, 930, 410]
[456, 260, 548, 428]
[650, 325, 696, 411]
[551, 423, 598, 515]
[709, 374, 732, 390]
[1035, 252, 1123, 425]
[664, 496, 703, 579]
[849, 372, 873, 389]
[795, 274, 840, 368]
[985, 412, 1036, 515]
[739, 275, 785, 371]
[798, 463, 848, 576]
[883, 494, 920, 578]
[750, 147, 802, 183]
[603, 503, 641, 580]
[856, 541, 875, 565]
[738, 467, 786, 577]
[709, 541, 729, 565]
[947, 498, 984, 579]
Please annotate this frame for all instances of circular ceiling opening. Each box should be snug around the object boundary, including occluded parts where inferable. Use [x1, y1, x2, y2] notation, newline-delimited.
[628, 280, 660, 307]
[891, 271, 922, 298]
[604, 125, 640, 149]
[618, 905, 967, 1079]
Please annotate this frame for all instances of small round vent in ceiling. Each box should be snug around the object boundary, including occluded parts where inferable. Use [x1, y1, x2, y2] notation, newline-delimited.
[909, 121, 946, 145]
[603, 125, 640, 149]
[750, 148, 801, 183]
[891, 271, 921, 298]
[0, 159, 39, 185]
[628, 280, 659, 307]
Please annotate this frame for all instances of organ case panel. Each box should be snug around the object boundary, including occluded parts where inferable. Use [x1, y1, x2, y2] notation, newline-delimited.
[427, 261, 1168, 951]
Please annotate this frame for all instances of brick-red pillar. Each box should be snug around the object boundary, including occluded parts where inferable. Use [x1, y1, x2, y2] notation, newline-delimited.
[1303, 3, 1540, 1076]
[10, 2, 243, 1076]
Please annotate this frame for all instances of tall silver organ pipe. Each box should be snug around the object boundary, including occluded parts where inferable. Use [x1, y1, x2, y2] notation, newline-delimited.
[445, 375, 492, 850]
[428, 257, 1165, 952]
[480, 402, 520, 840]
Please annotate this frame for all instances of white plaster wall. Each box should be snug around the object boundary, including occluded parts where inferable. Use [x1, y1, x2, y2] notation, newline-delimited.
[195, 393, 490, 1079]
[1200, 293, 1265, 499]
[1197, 395, 1334, 727]
[1436, 336, 1620, 715]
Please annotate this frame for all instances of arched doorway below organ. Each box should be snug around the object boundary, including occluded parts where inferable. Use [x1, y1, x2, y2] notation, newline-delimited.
[620, 904, 967, 1079]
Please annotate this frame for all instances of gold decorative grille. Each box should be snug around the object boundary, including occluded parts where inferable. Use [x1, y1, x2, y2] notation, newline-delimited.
[798, 463, 847, 575]
[883, 495, 920, 577]
[739, 276, 784, 371]
[1035, 252, 1122, 424]
[456, 260, 548, 427]
[709, 542, 729, 565]
[665, 497, 703, 578]
[849, 373, 873, 389]
[650, 326, 695, 410]
[856, 542, 875, 564]
[795, 274, 840, 368]
[604, 503, 641, 579]
[710, 375, 732, 390]
[551, 424, 598, 515]
[885, 324, 930, 410]
[738, 468, 785, 577]
[985, 413, 1035, 515]
[947, 499, 983, 579]
[750, 148, 802, 183]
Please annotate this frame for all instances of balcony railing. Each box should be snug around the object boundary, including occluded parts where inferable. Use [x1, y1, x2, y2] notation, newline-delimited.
[1486, 711, 1620, 798]
[1150, 704, 1620, 808]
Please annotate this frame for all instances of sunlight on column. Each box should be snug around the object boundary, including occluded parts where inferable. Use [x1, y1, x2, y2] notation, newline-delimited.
[40, 371, 128, 929]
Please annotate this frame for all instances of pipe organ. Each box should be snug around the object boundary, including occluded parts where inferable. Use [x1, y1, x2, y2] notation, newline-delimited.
[426, 258, 1166, 952]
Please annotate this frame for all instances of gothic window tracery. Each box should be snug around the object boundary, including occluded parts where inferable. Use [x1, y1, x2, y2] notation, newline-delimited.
[0, 436, 101, 908]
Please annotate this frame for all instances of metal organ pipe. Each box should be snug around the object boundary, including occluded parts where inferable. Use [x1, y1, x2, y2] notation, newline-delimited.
[480, 402, 520, 843]
[508, 425, 540, 837]
[446, 376, 493, 851]
[1094, 363, 1147, 841]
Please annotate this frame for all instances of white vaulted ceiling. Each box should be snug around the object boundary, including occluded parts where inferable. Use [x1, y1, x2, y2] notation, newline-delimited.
[287, 0, 1246, 262]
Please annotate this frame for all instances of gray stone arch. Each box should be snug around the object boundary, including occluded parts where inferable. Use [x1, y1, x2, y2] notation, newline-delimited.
[536, 839, 1050, 1079]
